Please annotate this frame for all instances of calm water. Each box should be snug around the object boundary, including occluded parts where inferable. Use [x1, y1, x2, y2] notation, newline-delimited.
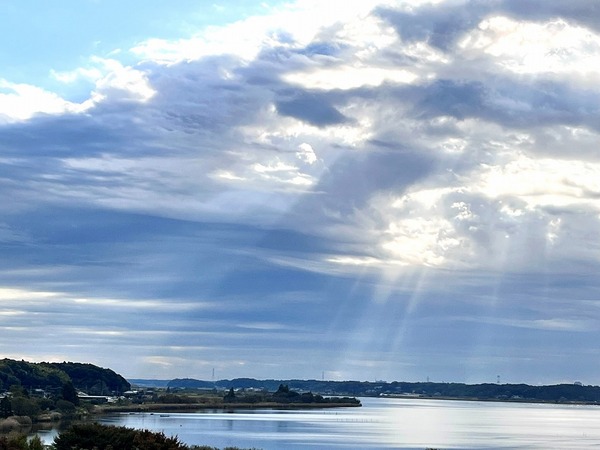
[36, 397, 600, 449]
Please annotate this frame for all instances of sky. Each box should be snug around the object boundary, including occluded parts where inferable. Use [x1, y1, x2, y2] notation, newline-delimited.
[1, 0, 600, 385]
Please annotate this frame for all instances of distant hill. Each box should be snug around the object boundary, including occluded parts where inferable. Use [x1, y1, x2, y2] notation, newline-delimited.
[128, 379, 172, 388]
[0, 359, 130, 394]
[49, 362, 130, 394]
[168, 378, 218, 389]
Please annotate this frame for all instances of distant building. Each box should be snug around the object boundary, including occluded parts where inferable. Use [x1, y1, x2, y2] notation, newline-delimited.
[77, 392, 114, 403]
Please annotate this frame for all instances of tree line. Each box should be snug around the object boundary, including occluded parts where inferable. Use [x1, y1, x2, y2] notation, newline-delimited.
[169, 377, 600, 404]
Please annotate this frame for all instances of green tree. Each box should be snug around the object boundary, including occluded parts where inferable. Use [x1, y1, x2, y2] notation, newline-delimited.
[61, 381, 79, 405]
[55, 399, 76, 415]
[275, 384, 289, 394]
[0, 434, 28, 450]
[8, 385, 27, 398]
[10, 397, 40, 417]
[224, 388, 236, 402]
[27, 436, 44, 450]
[0, 396, 11, 418]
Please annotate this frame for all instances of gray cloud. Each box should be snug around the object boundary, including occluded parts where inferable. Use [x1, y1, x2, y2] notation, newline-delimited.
[376, 1, 493, 51]
[501, 0, 600, 31]
[275, 90, 349, 126]
[378, 0, 600, 51]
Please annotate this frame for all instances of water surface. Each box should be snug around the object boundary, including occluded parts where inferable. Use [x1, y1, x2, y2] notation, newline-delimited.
[36, 397, 600, 449]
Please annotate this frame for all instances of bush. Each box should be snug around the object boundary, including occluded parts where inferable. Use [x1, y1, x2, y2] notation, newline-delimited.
[0, 434, 44, 450]
[52, 423, 262, 450]
[157, 394, 196, 404]
[55, 399, 76, 415]
[53, 423, 187, 450]
[0, 433, 27, 450]
[9, 398, 39, 418]
[0, 418, 21, 432]
[27, 436, 43, 450]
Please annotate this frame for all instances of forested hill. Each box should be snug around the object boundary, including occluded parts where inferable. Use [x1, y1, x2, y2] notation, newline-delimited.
[0, 359, 130, 394]
[164, 378, 600, 404]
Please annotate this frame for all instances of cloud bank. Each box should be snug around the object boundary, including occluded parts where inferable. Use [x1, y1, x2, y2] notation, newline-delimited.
[1, 0, 600, 384]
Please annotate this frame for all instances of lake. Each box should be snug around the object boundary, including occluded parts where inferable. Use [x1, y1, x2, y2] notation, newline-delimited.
[36, 397, 600, 449]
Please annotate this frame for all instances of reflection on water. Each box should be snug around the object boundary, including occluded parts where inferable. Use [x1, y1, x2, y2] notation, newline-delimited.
[35, 398, 600, 449]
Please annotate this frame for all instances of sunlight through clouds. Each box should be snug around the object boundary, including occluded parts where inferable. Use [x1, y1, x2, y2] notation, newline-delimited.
[3, 0, 600, 383]
[475, 154, 600, 209]
[284, 67, 418, 90]
[365, 153, 600, 271]
[460, 16, 600, 79]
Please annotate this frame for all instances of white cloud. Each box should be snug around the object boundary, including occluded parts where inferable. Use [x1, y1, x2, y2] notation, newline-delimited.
[51, 66, 104, 84]
[375, 188, 468, 268]
[282, 12, 424, 90]
[131, 0, 397, 65]
[284, 67, 418, 90]
[90, 57, 156, 102]
[0, 56, 154, 124]
[473, 153, 600, 210]
[327, 149, 600, 271]
[0, 79, 89, 122]
[130, 11, 297, 64]
[296, 143, 317, 164]
[0, 287, 59, 302]
[459, 16, 600, 82]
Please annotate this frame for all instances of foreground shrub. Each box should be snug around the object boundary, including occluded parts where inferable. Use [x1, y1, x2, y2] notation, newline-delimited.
[52, 422, 261, 450]
[0, 434, 43, 450]
[53, 423, 186, 450]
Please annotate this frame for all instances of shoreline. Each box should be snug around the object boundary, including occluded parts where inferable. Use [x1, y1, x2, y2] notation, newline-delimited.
[92, 401, 361, 414]
[378, 394, 600, 407]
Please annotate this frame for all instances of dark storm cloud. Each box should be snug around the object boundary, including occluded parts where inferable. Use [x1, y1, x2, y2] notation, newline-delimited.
[299, 41, 345, 58]
[400, 78, 600, 130]
[0, 203, 339, 300]
[411, 79, 487, 120]
[148, 55, 275, 133]
[275, 89, 349, 126]
[376, 1, 493, 51]
[311, 146, 435, 214]
[377, 0, 600, 55]
[501, 0, 600, 31]
[0, 112, 150, 157]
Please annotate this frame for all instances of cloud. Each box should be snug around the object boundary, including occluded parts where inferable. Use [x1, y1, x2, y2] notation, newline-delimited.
[275, 90, 349, 126]
[296, 143, 317, 165]
[2, 0, 600, 382]
[0, 80, 88, 122]
[501, 0, 600, 33]
[376, 1, 492, 51]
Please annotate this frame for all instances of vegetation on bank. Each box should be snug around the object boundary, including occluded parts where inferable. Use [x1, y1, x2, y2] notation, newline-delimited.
[90, 385, 360, 415]
[0, 359, 132, 433]
[223, 383, 360, 406]
[0, 383, 80, 429]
